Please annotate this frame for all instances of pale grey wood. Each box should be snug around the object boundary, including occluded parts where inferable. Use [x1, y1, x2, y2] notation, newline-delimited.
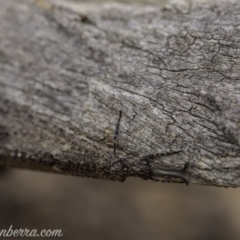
[1, 0, 240, 187]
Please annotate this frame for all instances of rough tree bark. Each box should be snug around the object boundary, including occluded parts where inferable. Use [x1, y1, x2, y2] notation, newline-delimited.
[1, 0, 240, 187]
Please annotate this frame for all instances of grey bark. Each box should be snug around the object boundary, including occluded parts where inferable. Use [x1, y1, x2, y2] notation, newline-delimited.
[1, 0, 240, 187]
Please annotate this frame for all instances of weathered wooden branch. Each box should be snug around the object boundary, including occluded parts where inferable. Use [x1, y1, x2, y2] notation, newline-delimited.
[1, 0, 240, 187]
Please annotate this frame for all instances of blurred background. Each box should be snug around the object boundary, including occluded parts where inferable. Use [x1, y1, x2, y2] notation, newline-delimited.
[1, 169, 240, 240]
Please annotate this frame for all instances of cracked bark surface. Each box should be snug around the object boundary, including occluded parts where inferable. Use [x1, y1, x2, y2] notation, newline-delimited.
[1, 0, 240, 187]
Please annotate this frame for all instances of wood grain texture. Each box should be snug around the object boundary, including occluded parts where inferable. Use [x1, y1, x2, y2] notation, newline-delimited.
[1, 0, 240, 187]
